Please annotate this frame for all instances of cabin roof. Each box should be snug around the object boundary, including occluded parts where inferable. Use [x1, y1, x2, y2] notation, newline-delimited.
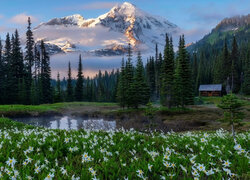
[199, 84, 222, 91]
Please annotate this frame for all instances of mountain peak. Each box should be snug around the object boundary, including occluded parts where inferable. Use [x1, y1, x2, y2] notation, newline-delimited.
[34, 3, 179, 55]
[121, 2, 137, 8]
[108, 1, 143, 17]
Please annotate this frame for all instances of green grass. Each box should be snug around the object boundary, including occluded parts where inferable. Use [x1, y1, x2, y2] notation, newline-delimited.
[0, 102, 117, 116]
[201, 97, 222, 105]
[0, 118, 249, 179]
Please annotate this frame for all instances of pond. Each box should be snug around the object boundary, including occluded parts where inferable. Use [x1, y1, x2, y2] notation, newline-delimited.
[13, 116, 116, 131]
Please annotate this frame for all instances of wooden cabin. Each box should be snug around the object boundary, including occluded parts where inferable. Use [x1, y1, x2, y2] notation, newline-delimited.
[199, 84, 222, 97]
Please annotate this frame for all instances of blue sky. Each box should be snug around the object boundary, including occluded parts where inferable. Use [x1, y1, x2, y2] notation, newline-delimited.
[0, 0, 249, 42]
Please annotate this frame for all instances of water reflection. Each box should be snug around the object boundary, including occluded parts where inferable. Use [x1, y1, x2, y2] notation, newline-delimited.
[13, 116, 116, 131]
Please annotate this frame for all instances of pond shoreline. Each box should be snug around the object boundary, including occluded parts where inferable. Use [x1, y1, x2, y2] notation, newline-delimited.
[1, 102, 249, 132]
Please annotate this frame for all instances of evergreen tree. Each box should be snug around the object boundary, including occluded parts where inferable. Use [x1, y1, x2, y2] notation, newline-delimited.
[24, 17, 35, 104]
[75, 55, 84, 101]
[174, 35, 194, 107]
[117, 58, 126, 108]
[30, 79, 39, 105]
[34, 45, 41, 82]
[3, 33, 12, 104]
[54, 72, 62, 102]
[192, 53, 199, 94]
[155, 43, 162, 99]
[0, 39, 4, 104]
[66, 61, 74, 102]
[85, 77, 92, 101]
[161, 34, 175, 108]
[10, 30, 24, 104]
[146, 57, 156, 100]
[18, 78, 27, 104]
[242, 43, 250, 95]
[231, 36, 240, 93]
[124, 43, 134, 108]
[131, 51, 150, 108]
[196, 51, 208, 91]
[40, 40, 52, 103]
[222, 39, 231, 85]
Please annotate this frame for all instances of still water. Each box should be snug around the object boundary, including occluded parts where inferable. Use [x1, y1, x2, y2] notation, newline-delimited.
[13, 116, 116, 131]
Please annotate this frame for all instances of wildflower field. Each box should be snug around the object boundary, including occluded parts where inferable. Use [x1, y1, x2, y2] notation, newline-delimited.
[0, 118, 249, 179]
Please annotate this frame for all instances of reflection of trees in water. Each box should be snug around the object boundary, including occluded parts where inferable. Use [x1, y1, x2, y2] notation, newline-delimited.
[15, 116, 116, 131]
[68, 117, 71, 130]
[77, 118, 83, 129]
[56, 118, 60, 129]
[82, 120, 116, 131]
[40, 117, 52, 128]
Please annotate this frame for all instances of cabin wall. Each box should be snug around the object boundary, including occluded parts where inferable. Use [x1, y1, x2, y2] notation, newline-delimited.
[199, 91, 221, 97]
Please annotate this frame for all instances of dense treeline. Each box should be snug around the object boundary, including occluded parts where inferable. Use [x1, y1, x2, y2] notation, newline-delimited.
[0, 18, 249, 107]
[191, 36, 250, 95]
[117, 34, 194, 108]
[0, 18, 52, 105]
[0, 18, 119, 105]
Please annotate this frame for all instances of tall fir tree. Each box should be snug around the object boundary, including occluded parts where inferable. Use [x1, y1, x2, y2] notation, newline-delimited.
[34, 45, 41, 82]
[30, 79, 39, 105]
[131, 51, 150, 108]
[161, 34, 175, 108]
[124, 43, 134, 108]
[10, 30, 24, 104]
[174, 35, 194, 107]
[0, 39, 4, 104]
[222, 39, 231, 85]
[24, 17, 35, 104]
[40, 40, 52, 104]
[3, 33, 11, 103]
[146, 57, 156, 101]
[55, 72, 62, 102]
[117, 58, 126, 108]
[66, 61, 74, 102]
[192, 52, 199, 95]
[155, 43, 162, 99]
[242, 43, 250, 95]
[231, 36, 240, 93]
[75, 55, 84, 101]
[18, 78, 27, 104]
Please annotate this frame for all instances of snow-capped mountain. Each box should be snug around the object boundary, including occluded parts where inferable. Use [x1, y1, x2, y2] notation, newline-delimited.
[34, 2, 179, 56]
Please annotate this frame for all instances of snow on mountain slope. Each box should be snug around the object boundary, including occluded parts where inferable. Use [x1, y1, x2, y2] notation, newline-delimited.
[34, 2, 179, 56]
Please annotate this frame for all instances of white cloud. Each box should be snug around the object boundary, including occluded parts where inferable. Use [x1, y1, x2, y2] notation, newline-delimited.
[10, 13, 39, 25]
[33, 25, 128, 50]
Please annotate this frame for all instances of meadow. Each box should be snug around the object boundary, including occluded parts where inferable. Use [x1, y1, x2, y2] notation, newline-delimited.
[0, 118, 249, 179]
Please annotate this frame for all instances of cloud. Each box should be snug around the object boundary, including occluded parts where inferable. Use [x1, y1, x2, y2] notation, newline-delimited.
[33, 25, 128, 49]
[0, 14, 4, 19]
[10, 13, 39, 25]
[57, 1, 119, 11]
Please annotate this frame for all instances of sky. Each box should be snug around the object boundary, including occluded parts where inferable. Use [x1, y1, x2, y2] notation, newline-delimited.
[0, 0, 249, 42]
